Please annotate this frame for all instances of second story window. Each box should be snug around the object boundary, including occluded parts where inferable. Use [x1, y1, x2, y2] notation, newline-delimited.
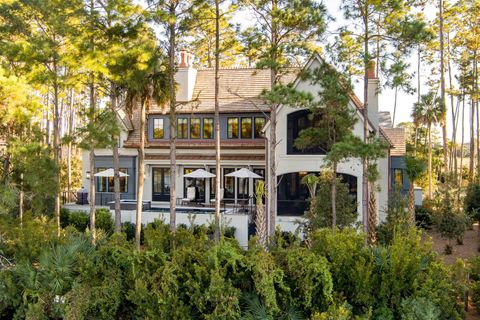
[177, 118, 188, 139]
[227, 118, 239, 139]
[190, 118, 201, 139]
[241, 118, 252, 139]
[254, 117, 265, 138]
[203, 118, 214, 139]
[153, 118, 164, 139]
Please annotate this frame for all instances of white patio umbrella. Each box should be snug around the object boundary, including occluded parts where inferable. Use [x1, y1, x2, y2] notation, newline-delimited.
[225, 168, 262, 179]
[94, 168, 129, 177]
[183, 168, 216, 178]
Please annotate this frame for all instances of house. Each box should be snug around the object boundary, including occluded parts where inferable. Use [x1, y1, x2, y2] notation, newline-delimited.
[81, 52, 399, 227]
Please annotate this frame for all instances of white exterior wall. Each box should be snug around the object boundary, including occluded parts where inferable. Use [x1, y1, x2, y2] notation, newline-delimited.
[273, 57, 389, 224]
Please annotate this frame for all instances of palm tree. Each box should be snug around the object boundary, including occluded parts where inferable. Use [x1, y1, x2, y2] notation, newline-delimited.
[405, 156, 426, 223]
[411, 92, 443, 198]
[125, 59, 169, 250]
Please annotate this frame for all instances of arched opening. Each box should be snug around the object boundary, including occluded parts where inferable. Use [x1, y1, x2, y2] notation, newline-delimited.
[277, 171, 357, 216]
[286, 109, 328, 155]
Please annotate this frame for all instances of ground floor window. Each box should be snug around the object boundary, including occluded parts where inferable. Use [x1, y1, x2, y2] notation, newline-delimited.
[277, 171, 357, 216]
[183, 168, 206, 202]
[152, 168, 170, 201]
[96, 167, 128, 193]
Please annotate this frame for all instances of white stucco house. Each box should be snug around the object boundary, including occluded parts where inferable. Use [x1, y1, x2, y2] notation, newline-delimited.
[81, 52, 404, 236]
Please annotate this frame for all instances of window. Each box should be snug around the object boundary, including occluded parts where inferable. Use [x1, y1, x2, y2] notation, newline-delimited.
[227, 118, 239, 139]
[96, 168, 128, 193]
[394, 169, 403, 187]
[177, 118, 188, 139]
[287, 110, 327, 155]
[96, 167, 107, 192]
[153, 118, 164, 139]
[241, 118, 252, 139]
[190, 118, 201, 139]
[254, 117, 265, 138]
[223, 168, 235, 200]
[203, 118, 214, 139]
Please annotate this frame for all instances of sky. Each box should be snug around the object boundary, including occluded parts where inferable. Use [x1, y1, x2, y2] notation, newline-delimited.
[142, 0, 465, 142]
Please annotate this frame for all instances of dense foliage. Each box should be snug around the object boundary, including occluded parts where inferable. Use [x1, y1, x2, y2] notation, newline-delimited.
[0, 215, 465, 320]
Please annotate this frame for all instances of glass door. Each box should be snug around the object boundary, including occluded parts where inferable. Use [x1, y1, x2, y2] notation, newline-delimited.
[152, 168, 170, 201]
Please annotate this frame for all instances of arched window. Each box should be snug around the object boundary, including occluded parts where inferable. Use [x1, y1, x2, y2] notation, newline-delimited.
[286, 109, 328, 155]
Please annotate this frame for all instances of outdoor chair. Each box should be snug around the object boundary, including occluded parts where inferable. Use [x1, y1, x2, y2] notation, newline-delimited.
[210, 188, 224, 207]
[182, 187, 196, 205]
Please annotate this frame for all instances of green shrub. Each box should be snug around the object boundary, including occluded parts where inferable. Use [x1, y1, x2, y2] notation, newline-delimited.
[60, 207, 70, 228]
[414, 205, 433, 229]
[464, 182, 480, 221]
[400, 297, 441, 320]
[95, 208, 114, 234]
[121, 222, 136, 241]
[68, 210, 89, 232]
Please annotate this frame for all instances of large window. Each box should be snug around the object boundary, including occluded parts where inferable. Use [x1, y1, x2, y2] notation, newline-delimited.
[190, 118, 201, 139]
[223, 168, 235, 200]
[152, 168, 170, 201]
[227, 118, 239, 139]
[287, 110, 327, 155]
[254, 117, 265, 138]
[184, 168, 205, 201]
[203, 118, 214, 139]
[241, 118, 252, 139]
[177, 118, 188, 139]
[393, 169, 403, 187]
[96, 168, 128, 193]
[153, 118, 164, 139]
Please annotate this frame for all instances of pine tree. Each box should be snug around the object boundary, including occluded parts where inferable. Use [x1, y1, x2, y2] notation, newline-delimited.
[240, 0, 327, 240]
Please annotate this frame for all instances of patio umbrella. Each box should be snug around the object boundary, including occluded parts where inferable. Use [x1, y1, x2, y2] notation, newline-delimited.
[183, 168, 216, 178]
[94, 168, 129, 177]
[225, 168, 262, 179]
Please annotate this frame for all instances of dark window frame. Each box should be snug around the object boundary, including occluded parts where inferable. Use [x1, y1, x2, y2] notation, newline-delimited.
[190, 118, 201, 139]
[240, 117, 253, 139]
[227, 117, 239, 139]
[254, 117, 265, 138]
[177, 118, 188, 139]
[203, 118, 214, 139]
[153, 118, 164, 139]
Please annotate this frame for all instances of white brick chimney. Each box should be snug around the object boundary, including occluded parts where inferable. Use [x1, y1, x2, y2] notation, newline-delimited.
[175, 50, 197, 102]
[367, 60, 379, 134]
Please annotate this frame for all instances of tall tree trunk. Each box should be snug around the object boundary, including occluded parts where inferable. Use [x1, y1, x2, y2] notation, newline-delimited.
[89, 80, 96, 244]
[135, 97, 147, 250]
[331, 162, 337, 233]
[111, 85, 122, 233]
[392, 86, 398, 127]
[53, 61, 61, 237]
[447, 33, 457, 180]
[168, 3, 177, 232]
[460, 93, 465, 195]
[428, 123, 433, 198]
[214, 0, 221, 243]
[255, 180, 267, 249]
[418, 48, 421, 105]
[67, 89, 75, 202]
[268, 0, 278, 240]
[19, 173, 24, 228]
[470, 92, 475, 182]
[439, 0, 449, 175]
[408, 179, 415, 224]
[368, 181, 376, 245]
[362, 7, 370, 240]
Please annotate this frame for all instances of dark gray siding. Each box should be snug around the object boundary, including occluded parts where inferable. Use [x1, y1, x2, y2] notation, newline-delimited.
[93, 156, 137, 205]
[148, 113, 267, 141]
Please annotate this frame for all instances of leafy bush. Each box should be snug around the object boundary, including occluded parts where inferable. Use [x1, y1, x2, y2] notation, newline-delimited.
[68, 210, 89, 232]
[303, 172, 358, 234]
[414, 205, 433, 229]
[95, 208, 114, 234]
[464, 182, 480, 221]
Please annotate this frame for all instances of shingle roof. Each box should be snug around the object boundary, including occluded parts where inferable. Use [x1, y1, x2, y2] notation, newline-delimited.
[382, 128, 406, 156]
[124, 64, 366, 147]
[148, 68, 299, 114]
